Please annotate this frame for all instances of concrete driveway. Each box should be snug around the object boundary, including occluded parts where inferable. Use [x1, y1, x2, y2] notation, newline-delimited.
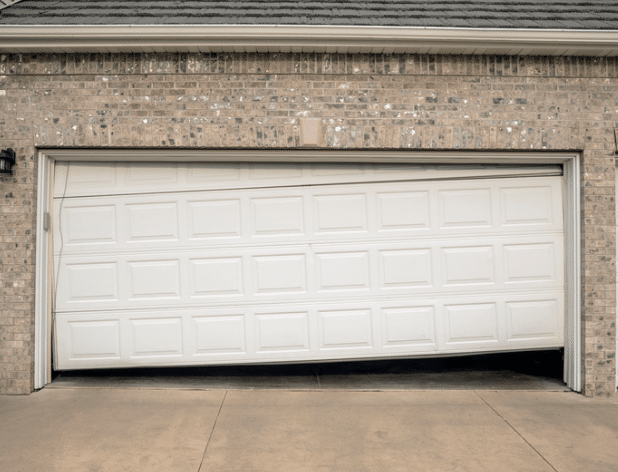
[1, 387, 617, 472]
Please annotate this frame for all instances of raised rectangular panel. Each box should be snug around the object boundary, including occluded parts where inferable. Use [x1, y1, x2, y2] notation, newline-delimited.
[130, 318, 182, 356]
[253, 255, 307, 293]
[191, 258, 243, 296]
[194, 316, 245, 353]
[310, 163, 364, 176]
[68, 320, 120, 358]
[504, 244, 556, 282]
[251, 197, 304, 235]
[64, 205, 116, 245]
[249, 163, 303, 179]
[66, 263, 118, 301]
[446, 303, 498, 343]
[320, 309, 372, 348]
[317, 252, 369, 291]
[382, 307, 435, 345]
[314, 194, 367, 233]
[380, 249, 432, 288]
[256, 313, 309, 351]
[439, 189, 491, 227]
[127, 202, 178, 241]
[129, 261, 180, 299]
[443, 247, 494, 285]
[187, 163, 241, 182]
[57, 162, 116, 195]
[377, 192, 430, 230]
[127, 163, 178, 185]
[189, 200, 241, 239]
[507, 300, 559, 339]
[501, 186, 553, 225]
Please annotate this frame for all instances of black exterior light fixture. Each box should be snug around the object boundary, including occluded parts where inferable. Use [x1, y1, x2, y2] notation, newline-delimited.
[0, 148, 16, 174]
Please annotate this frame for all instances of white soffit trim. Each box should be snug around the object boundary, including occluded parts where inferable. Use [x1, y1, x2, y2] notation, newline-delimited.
[1, 25, 618, 56]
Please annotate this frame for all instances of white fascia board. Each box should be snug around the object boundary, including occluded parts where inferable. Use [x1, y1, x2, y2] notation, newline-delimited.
[1, 25, 618, 56]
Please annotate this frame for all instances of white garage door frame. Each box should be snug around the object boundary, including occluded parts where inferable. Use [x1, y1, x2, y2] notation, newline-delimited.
[34, 149, 581, 391]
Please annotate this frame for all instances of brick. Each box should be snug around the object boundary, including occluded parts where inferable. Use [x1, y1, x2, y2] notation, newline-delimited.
[0, 52, 616, 396]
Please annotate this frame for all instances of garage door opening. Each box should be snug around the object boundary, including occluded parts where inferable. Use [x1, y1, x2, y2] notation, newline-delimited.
[34, 151, 581, 391]
[49, 349, 567, 391]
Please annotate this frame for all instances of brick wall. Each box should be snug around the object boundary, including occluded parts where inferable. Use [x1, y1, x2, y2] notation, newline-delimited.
[0, 53, 615, 396]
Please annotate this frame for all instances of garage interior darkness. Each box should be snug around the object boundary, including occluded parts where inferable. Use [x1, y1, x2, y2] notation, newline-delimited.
[34, 151, 580, 392]
[49, 349, 567, 390]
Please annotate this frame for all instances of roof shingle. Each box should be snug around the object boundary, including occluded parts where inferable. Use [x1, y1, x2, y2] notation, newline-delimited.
[1, 0, 618, 30]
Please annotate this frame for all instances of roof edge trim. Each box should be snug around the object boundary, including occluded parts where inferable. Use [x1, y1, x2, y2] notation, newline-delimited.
[0, 0, 23, 11]
[1, 25, 618, 56]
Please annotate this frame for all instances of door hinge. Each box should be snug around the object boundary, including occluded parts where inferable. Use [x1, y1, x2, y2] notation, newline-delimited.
[43, 212, 50, 232]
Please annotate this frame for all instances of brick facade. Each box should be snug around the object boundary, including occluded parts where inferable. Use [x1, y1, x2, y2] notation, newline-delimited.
[0, 53, 615, 396]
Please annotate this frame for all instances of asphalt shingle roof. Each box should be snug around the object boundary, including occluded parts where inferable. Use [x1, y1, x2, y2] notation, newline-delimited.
[1, 0, 618, 29]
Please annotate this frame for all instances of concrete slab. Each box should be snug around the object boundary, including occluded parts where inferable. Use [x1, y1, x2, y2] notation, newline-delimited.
[478, 391, 618, 472]
[0, 388, 225, 472]
[49, 373, 321, 390]
[199, 390, 555, 472]
[317, 370, 568, 391]
[4, 387, 615, 472]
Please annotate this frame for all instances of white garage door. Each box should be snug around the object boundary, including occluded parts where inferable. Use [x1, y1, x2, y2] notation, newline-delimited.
[52, 161, 565, 370]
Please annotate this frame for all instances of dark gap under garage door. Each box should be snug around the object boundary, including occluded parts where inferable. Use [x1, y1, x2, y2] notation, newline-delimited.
[48, 349, 568, 391]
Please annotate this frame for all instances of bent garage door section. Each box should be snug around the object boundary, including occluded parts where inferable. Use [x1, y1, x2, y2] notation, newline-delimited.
[52, 162, 565, 370]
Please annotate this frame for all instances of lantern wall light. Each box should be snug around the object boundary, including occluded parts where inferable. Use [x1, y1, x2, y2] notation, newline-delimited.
[0, 148, 16, 174]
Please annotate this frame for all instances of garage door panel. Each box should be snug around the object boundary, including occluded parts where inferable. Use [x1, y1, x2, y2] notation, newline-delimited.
[441, 246, 495, 286]
[314, 194, 369, 234]
[127, 260, 181, 300]
[61, 262, 120, 303]
[129, 317, 183, 358]
[54, 162, 562, 198]
[54, 235, 563, 312]
[53, 164, 565, 370]
[54, 178, 563, 254]
[379, 249, 433, 288]
[189, 199, 242, 239]
[501, 185, 557, 225]
[319, 309, 374, 350]
[256, 312, 310, 353]
[54, 289, 564, 369]
[506, 295, 564, 343]
[503, 243, 558, 282]
[67, 319, 122, 360]
[187, 162, 242, 183]
[376, 191, 430, 231]
[248, 162, 304, 180]
[315, 251, 371, 292]
[61, 204, 118, 246]
[54, 161, 118, 196]
[252, 254, 308, 294]
[445, 303, 499, 345]
[193, 315, 246, 354]
[190, 257, 244, 297]
[439, 188, 493, 228]
[126, 202, 180, 242]
[382, 306, 437, 347]
[250, 196, 305, 236]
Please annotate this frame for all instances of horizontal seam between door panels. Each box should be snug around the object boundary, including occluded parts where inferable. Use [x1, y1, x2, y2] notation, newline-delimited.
[52, 172, 564, 199]
[52, 289, 567, 314]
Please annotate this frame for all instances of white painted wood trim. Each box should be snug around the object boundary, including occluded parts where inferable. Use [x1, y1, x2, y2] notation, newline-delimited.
[33, 149, 582, 390]
[34, 153, 52, 390]
[563, 157, 582, 392]
[42, 149, 573, 164]
[2, 25, 618, 56]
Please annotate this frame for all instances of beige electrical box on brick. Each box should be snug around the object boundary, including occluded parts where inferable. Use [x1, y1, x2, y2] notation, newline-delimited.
[300, 118, 322, 147]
